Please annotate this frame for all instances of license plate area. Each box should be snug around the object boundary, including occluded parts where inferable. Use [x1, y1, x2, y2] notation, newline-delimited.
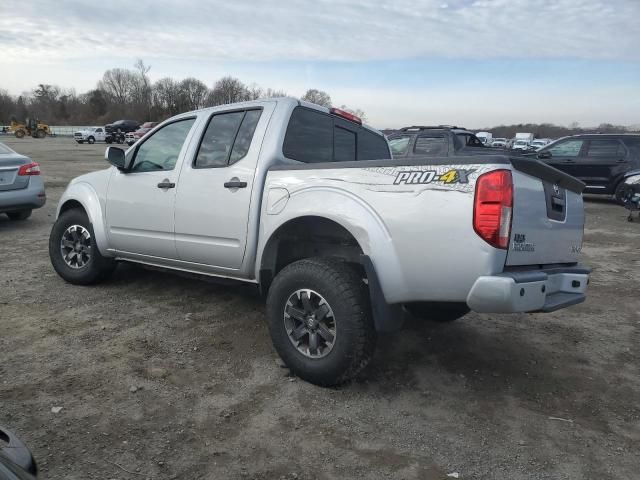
[0, 169, 17, 186]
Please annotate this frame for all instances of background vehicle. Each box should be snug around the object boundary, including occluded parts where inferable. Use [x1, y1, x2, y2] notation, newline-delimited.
[476, 131, 493, 145]
[491, 138, 507, 148]
[512, 133, 534, 151]
[74, 127, 106, 144]
[9, 119, 49, 139]
[125, 122, 158, 146]
[0, 142, 45, 220]
[619, 170, 640, 221]
[104, 120, 140, 135]
[388, 126, 485, 157]
[49, 98, 589, 387]
[529, 138, 552, 151]
[535, 134, 640, 203]
[0, 426, 37, 479]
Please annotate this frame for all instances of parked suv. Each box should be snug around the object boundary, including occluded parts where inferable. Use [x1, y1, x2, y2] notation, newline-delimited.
[388, 126, 486, 158]
[533, 134, 640, 202]
[104, 120, 140, 134]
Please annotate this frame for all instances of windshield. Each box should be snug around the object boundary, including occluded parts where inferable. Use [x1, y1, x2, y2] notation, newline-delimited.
[515, 140, 528, 145]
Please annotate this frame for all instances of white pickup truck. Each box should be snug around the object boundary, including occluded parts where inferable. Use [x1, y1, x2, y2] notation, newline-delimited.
[49, 98, 590, 386]
[74, 127, 106, 144]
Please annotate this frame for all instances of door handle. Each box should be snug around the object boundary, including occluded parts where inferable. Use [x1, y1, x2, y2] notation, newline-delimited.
[157, 180, 175, 189]
[224, 180, 247, 189]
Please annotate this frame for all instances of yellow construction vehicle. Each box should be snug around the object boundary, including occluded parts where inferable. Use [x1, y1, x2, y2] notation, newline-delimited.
[10, 118, 50, 139]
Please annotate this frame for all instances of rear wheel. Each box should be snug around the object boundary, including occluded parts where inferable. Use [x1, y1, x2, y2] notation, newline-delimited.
[6, 209, 32, 221]
[266, 258, 376, 386]
[35, 129, 46, 139]
[49, 208, 116, 285]
[406, 303, 470, 323]
[87, 136, 95, 144]
[14, 129, 25, 139]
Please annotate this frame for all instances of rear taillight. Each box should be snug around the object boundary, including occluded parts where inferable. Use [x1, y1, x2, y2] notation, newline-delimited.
[18, 162, 41, 176]
[329, 107, 363, 125]
[473, 169, 513, 249]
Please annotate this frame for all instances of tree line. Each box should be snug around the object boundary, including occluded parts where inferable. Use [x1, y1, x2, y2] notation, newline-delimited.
[477, 122, 637, 139]
[0, 60, 364, 126]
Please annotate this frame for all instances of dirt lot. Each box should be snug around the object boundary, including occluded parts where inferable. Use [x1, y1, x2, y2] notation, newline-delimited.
[1, 136, 638, 480]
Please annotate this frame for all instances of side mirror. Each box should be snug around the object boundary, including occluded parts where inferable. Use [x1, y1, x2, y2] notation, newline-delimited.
[537, 151, 552, 160]
[105, 146, 126, 170]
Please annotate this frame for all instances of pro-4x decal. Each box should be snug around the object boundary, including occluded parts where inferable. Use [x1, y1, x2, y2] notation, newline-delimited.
[393, 169, 476, 185]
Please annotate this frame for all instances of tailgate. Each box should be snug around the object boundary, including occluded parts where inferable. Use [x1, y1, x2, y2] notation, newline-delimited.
[507, 158, 585, 266]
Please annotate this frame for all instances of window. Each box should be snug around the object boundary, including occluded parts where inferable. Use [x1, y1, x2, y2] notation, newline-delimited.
[548, 139, 584, 157]
[230, 110, 262, 165]
[457, 133, 483, 147]
[283, 106, 391, 163]
[587, 139, 624, 158]
[195, 112, 244, 168]
[96, 128, 103, 133]
[283, 108, 333, 163]
[414, 135, 448, 156]
[388, 136, 411, 156]
[357, 129, 390, 160]
[334, 127, 356, 162]
[130, 118, 195, 172]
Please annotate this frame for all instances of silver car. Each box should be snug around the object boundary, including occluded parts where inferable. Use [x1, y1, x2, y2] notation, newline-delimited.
[0, 142, 46, 220]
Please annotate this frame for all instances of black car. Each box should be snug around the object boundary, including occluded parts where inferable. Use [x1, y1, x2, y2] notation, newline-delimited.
[387, 126, 487, 158]
[104, 119, 140, 134]
[533, 134, 640, 202]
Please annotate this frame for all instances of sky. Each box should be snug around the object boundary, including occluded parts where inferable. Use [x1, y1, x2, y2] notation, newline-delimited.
[1, 0, 639, 129]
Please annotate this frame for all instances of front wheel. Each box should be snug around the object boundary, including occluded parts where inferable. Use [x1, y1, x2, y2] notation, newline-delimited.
[614, 181, 629, 206]
[49, 209, 116, 285]
[267, 258, 376, 386]
[14, 130, 25, 139]
[6, 209, 32, 221]
[35, 129, 46, 139]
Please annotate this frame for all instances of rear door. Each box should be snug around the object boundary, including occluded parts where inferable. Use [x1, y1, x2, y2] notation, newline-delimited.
[0, 145, 30, 193]
[174, 104, 273, 270]
[580, 138, 627, 191]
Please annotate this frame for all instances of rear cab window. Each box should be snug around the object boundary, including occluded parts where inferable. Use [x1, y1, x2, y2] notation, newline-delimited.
[414, 135, 449, 156]
[283, 106, 390, 163]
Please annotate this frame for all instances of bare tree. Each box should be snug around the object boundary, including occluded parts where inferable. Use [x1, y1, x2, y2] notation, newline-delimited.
[153, 78, 182, 116]
[206, 76, 249, 106]
[180, 78, 209, 111]
[98, 68, 137, 105]
[302, 89, 332, 107]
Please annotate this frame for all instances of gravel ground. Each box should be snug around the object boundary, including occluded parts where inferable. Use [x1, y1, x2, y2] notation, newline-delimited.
[1, 136, 639, 480]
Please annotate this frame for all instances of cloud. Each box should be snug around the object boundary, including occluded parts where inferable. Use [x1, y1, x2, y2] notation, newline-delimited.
[1, 0, 638, 64]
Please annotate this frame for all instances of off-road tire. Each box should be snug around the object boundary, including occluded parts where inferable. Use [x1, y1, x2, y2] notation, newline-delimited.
[49, 208, 116, 285]
[267, 257, 376, 386]
[35, 129, 46, 139]
[406, 303, 470, 323]
[14, 130, 25, 139]
[7, 209, 32, 221]
[87, 136, 95, 144]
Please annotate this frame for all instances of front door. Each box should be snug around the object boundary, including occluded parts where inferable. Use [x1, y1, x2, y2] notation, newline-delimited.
[540, 138, 586, 179]
[174, 106, 270, 271]
[106, 117, 197, 259]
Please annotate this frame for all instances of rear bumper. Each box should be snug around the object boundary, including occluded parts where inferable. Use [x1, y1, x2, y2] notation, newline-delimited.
[0, 177, 46, 212]
[466, 265, 590, 313]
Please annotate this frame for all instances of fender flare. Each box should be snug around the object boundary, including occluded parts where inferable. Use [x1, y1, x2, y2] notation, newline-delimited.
[56, 182, 111, 257]
[256, 186, 409, 317]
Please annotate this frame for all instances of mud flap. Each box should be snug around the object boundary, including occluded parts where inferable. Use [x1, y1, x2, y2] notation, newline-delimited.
[361, 255, 405, 332]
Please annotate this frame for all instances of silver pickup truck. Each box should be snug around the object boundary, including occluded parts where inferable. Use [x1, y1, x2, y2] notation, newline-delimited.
[49, 97, 590, 386]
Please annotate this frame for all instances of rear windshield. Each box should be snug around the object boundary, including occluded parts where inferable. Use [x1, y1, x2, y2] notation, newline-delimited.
[283, 106, 390, 163]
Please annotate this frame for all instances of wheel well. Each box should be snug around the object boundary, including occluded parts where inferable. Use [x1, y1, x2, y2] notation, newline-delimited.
[59, 200, 85, 216]
[260, 216, 364, 292]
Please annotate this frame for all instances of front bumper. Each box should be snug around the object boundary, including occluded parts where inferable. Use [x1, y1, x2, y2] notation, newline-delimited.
[466, 265, 590, 313]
